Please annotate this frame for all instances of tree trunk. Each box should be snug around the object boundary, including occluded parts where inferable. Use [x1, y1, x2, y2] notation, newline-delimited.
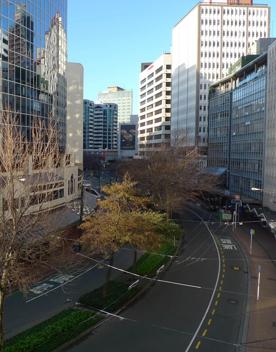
[0, 288, 5, 352]
[132, 249, 138, 268]
[103, 254, 114, 298]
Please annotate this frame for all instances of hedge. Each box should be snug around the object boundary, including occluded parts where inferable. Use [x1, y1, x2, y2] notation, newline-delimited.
[5, 309, 101, 352]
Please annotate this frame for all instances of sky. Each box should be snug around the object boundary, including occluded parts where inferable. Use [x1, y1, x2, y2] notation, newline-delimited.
[68, 0, 276, 114]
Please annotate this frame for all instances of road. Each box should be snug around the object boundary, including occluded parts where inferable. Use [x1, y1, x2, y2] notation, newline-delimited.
[4, 249, 136, 339]
[67, 206, 249, 352]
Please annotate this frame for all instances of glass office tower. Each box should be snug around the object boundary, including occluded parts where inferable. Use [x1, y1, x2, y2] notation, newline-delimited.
[0, 0, 67, 150]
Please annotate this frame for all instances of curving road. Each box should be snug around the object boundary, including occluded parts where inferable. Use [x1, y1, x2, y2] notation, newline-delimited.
[67, 206, 249, 352]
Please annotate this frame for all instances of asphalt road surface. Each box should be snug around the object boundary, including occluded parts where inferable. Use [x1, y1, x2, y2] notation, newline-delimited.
[4, 249, 136, 338]
[66, 206, 249, 352]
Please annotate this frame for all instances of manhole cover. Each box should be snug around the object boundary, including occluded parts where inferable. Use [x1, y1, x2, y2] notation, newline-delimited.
[232, 266, 240, 271]
[228, 298, 239, 305]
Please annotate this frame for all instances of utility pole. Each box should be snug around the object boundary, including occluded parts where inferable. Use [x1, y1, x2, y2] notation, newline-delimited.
[80, 175, 84, 223]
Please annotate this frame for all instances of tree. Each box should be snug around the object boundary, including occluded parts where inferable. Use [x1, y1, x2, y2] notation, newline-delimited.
[0, 113, 71, 351]
[119, 146, 218, 217]
[79, 176, 172, 293]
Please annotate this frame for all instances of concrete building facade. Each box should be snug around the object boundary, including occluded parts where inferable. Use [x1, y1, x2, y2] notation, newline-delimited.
[138, 53, 172, 156]
[171, 0, 270, 149]
[66, 62, 83, 166]
[98, 86, 132, 124]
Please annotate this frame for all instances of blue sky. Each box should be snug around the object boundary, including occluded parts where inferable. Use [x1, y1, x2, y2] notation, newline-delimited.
[68, 0, 275, 114]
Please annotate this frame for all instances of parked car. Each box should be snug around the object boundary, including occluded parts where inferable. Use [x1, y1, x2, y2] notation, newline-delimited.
[85, 187, 102, 199]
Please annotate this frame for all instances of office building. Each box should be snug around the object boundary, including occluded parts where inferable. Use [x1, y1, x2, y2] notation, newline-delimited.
[83, 101, 118, 161]
[83, 99, 94, 150]
[208, 53, 267, 203]
[171, 0, 270, 149]
[98, 86, 132, 124]
[138, 53, 172, 156]
[263, 41, 276, 211]
[0, 1, 81, 215]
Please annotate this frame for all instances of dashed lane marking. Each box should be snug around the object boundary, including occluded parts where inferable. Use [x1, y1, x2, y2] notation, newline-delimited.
[208, 319, 212, 326]
[212, 309, 216, 316]
[195, 341, 201, 350]
[202, 329, 208, 337]
[215, 300, 219, 306]
[217, 293, 221, 299]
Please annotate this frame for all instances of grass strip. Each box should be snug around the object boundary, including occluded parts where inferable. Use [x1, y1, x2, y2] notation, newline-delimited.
[5, 309, 101, 352]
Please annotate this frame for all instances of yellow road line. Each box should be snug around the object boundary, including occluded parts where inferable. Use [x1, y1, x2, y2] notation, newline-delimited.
[202, 329, 208, 337]
[219, 286, 222, 291]
[217, 293, 221, 299]
[215, 300, 219, 306]
[220, 280, 224, 285]
[195, 341, 201, 349]
[212, 309, 216, 316]
[208, 318, 212, 326]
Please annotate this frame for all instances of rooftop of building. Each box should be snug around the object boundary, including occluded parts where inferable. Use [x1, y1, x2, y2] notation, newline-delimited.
[174, 0, 270, 28]
[210, 52, 267, 91]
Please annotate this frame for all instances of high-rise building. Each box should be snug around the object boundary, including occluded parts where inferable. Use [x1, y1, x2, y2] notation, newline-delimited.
[98, 86, 132, 124]
[0, 1, 82, 214]
[263, 41, 276, 211]
[83, 99, 94, 150]
[208, 53, 267, 203]
[83, 101, 118, 159]
[171, 0, 270, 149]
[138, 53, 172, 156]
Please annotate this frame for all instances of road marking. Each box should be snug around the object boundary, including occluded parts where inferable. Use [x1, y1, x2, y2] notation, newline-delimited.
[219, 286, 222, 291]
[217, 293, 221, 299]
[78, 253, 202, 290]
[195, 341, 201, 349]
[220, 280, 224, 285]
[208, 319, 212, 326]
[223, 268, 226, 273]
[222, 274, 225, 279]
[184, 211, 221, 352]
[215, 300, 219, 306]
[202, 329, 208, 337]
[26, 263, 100, 303]
[212, 309, 216, 316]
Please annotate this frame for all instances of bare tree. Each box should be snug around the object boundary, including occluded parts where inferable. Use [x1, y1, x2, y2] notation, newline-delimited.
[119, 145, 218, 217]
[0, 113, 71, 350]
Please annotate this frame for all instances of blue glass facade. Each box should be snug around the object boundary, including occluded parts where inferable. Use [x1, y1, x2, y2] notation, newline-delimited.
[208, 54, 267, 202]
[0, 0, 67, 150]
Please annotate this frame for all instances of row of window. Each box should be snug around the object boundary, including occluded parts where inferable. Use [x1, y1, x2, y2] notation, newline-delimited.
[201, 7, 266, 17]
[140, 65, 171, 85]
[201, 19, 267, 27]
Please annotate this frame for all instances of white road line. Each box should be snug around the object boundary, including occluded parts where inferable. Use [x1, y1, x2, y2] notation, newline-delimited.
[78, 253, 202, 290]
[184, 209, 221, 352]
[26, 263, 100, 303]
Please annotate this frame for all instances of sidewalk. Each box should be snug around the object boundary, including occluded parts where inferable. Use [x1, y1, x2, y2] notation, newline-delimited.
[234, 222, 276, 352]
